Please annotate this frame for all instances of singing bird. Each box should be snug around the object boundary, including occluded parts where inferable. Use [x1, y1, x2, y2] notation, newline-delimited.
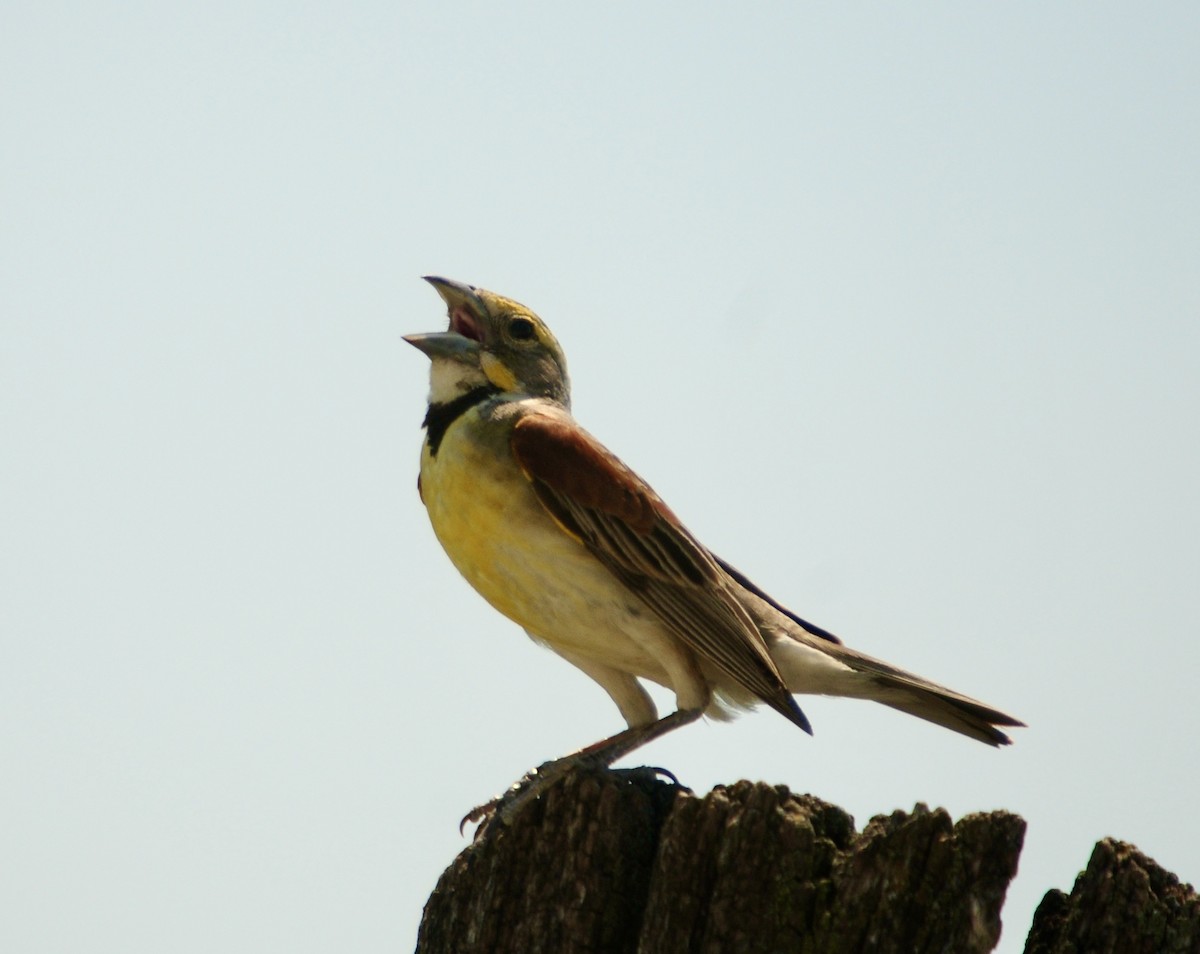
[405, 277, 1022, 824]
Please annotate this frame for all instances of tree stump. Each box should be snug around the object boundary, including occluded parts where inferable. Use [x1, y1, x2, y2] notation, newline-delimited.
[415, 768, 1025, 954]
[1024, 838, 1200, 954]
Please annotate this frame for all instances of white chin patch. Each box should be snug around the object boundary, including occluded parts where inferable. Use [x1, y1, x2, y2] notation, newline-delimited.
[427, 358, 487, 404]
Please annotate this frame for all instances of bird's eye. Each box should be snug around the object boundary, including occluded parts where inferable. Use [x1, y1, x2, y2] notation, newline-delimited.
[509, 317, 537, 341]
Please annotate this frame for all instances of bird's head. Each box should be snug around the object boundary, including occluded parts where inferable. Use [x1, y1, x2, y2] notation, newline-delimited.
[405, 277, 570, 407]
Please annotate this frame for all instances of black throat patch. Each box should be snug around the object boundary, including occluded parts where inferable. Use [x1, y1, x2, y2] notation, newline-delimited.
[422, 385, 497, 456]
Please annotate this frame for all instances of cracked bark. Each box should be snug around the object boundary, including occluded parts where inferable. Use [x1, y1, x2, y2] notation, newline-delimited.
[414, 768, 1199, 952]
[415, 769, 1024, 954]
[1023, 838, 1200, 954]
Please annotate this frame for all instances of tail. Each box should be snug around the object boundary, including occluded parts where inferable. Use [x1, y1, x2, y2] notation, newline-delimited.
[866, 671, 1023, 746]
[715, 556, 1024, 745]
[771, 635, 1025, 746]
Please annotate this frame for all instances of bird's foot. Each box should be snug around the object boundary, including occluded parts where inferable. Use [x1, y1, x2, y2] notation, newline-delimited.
[459, 710, 704, 837]
[608, 764, 688, 790]
[459, 756, 577, 837]
[459, 761, 691, 838]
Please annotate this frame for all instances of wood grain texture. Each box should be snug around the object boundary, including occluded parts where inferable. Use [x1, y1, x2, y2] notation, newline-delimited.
[415, 770, 1026, 954]
[1024, 838, 1200, 954]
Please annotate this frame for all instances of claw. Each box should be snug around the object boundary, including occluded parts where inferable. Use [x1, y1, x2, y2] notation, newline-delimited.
[456, 710, 704, 837]
[611, 764, 689, 790]
[459, 798, 499, 837]
[457, 760, 566, 837]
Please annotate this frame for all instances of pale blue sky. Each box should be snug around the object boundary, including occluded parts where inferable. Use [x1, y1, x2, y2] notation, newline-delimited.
[3, 4, 1198, 952]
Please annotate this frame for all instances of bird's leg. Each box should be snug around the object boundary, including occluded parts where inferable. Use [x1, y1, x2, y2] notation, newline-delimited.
[461, 707, 703, 834]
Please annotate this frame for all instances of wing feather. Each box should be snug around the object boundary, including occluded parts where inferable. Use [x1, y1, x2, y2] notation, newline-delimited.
[510, 408, 807, 729]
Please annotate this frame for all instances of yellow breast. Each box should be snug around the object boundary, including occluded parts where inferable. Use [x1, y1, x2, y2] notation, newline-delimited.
[417, 403, 681, 687]
[418, 406, 607, 635]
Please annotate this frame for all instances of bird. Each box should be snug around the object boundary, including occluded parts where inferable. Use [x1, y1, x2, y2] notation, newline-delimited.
[404, 276, 1023, 826]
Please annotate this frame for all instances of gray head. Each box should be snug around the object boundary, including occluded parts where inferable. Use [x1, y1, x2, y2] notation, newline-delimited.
[404, 277, 571, 407]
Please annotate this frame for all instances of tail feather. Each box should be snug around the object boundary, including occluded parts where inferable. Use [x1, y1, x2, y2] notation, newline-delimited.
[871, 685, 1020, 746]
[834, 643, 1024, 746]
[770, 631, 1025, 746]
[725, 572, 1024, 746]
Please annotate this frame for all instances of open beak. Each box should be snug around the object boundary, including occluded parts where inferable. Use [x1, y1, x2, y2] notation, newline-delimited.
[422, 275, 487, 314]
[402, 330, 481, 361]
[403, 276, 489, 361]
